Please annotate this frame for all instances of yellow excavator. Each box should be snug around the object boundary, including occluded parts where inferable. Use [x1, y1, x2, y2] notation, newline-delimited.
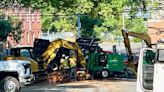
[121, 29, 152, 71]
[3, 38, 86, 82]
[41, 38, 86, 70]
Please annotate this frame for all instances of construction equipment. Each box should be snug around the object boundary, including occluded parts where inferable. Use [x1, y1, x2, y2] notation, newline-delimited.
[121, 29, 152, 71]
[76, 38, 136, 78]
[41, 38, 86, 70]
[3, 47, 47, 82]
[3, 38, 86, 82]
[39, 38, 86, 82]
[136, 39, 164, 92]
[0, 60, 34, 92]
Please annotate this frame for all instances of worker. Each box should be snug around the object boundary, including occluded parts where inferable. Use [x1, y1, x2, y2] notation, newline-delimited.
[60, 54, 69, 69]
[113, 45, 117, 53]
[68, 56, 77, 81]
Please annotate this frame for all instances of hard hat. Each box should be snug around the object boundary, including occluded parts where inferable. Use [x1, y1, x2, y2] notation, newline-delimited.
[62, 54, 66, 57]
[65, 56, 69, 60]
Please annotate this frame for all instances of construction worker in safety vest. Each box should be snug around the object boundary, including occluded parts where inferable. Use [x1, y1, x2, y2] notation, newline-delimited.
[60, 54, 69, 69]
[68, 56, 77, 81]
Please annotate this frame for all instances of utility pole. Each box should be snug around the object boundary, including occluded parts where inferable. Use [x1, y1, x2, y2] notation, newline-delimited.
[77, 14, 81, 38]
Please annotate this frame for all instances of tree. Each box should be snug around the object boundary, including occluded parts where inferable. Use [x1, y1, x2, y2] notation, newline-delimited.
[0, 12, 22, 44]
[0, 19, 12, 42]
[80, 16, 103, 38]
[9, 17, 23, 44]
[0, 0, 155, 38]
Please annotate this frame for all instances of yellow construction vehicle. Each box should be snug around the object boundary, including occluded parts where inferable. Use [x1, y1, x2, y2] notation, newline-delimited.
[3, 47, 47, 82]
[41, 38, 86, 71]
[121, 29, 152, 71]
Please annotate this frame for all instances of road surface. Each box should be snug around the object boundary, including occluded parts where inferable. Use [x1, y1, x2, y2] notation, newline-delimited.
[21, 79, 136, 92]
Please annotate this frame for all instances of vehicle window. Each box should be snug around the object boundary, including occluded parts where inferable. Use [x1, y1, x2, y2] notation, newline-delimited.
[158, 49, 164, 62]
[30, 49, 35, 59]
[20, 49, 31, 58]
[144, 50, 155, 65]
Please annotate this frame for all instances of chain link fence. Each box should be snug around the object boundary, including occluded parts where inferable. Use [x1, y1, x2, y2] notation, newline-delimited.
[41, 31, 75, 42]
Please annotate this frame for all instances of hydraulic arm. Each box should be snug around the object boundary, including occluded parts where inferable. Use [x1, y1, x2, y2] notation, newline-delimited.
[122, 29, 152, 70]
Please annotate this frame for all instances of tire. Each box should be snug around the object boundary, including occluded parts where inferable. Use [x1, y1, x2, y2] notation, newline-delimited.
[0, 76, 20, 92]
[51, 63, 58, 71]
[101, 69, 109, 78]
[125, 67, 137, 79]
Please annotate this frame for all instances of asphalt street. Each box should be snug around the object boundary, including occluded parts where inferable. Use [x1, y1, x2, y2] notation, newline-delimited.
[21, 79, 136, 92]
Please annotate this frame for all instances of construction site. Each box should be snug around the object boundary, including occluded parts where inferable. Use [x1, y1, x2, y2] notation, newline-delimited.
[1, 0, 164, 92]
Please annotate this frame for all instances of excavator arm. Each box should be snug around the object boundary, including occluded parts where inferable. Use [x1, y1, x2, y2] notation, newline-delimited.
[42, 38, 86, 69]
[128, 32, 152, 48]
[122, 29, 152, 70]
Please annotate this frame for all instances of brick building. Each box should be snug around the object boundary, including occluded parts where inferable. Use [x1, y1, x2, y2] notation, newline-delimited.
[147, 0, 164, 44]
[148, 20, 164, 44]
[0, 7, 41, 48]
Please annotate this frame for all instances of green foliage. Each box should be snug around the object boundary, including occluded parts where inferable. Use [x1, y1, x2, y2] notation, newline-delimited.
[0, 12, 22, 43]
[131, 38, 142, 42]
[80, 16, 103, 38]
[9, 18, 23, 44]
[0, 19, 12, 42]
[125, 18, 147, 33]
[1, 0, 155, 38]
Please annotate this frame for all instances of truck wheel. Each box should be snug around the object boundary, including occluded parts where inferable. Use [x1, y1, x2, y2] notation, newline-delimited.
[0, 77, 20, 92]
[101, 70, 109, 78]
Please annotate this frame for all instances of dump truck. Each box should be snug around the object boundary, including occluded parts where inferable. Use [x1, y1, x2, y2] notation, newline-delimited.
[136, 40, 164, 92]
[0, 60, 34, 92]
[122, 29, 164, 91]
[3, 47, 47, 82]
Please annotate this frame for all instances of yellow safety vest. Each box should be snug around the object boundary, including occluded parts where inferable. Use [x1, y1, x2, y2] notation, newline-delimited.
[69, 58, 76, 68]
[60, 58, 69, 68]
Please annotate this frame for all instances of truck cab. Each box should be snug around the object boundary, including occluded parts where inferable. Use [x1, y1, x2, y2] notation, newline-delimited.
[137, 41, 164, 92]
[0, 60, 34, 92]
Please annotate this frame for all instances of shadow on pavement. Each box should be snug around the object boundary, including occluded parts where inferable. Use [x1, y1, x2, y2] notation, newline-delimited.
[21, 89, 65, 92]
[95, 78, 137, 82]
[21, 82, 96, 92]
[56, 84, 96, 89]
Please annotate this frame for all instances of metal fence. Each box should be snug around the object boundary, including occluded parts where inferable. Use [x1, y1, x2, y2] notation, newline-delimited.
[41, 31, 75, 42]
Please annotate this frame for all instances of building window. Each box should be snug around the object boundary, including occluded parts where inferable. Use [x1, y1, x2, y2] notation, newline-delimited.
[32, 13, 34, 22]
[27, 32, 29, 44]
[37, 13, 40, 22]
[33, 32, 35, 41]
[21, 34, 23, 44]
[26, 13, 29, 22]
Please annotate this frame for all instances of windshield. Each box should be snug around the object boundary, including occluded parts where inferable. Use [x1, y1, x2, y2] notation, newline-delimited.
[20, 49, 35, 59]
